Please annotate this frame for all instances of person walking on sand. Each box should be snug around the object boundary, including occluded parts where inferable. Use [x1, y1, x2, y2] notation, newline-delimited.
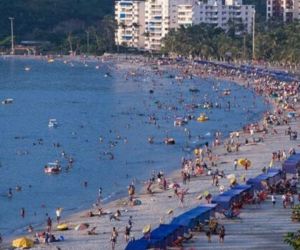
[124, 225, 130, 242]
[234, 159, 238, 170]
[111, 227, 118, 250]
[219, 225, 225, 243]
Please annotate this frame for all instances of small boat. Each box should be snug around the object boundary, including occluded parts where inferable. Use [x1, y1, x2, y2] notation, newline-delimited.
[48, 58, 55, 63]
[2, 98, 13, 104]
[197, 114, 209, 122]
[24, 67, 31, 71]
[44, 162, 61, 174]
[164, 137, 175, 144]
[48, 118, 58, 128]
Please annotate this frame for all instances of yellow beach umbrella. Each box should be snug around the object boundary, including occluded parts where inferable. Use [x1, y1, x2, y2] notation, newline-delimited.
[12, 237, 34, 249]
[142, 224, 151, 234]
[237, 158, 251, 168]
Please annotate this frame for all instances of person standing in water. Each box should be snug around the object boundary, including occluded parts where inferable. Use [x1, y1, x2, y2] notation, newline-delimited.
[20, 208, 25, 218]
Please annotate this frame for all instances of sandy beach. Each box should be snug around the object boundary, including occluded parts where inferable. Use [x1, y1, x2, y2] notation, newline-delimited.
[1, 56, 299, 250]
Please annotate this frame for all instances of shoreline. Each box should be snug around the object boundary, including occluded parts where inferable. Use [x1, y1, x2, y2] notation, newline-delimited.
[1, 55, 299, 250]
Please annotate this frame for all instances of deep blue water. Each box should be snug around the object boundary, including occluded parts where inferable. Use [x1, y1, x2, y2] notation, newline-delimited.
[0, 57, 269, 235]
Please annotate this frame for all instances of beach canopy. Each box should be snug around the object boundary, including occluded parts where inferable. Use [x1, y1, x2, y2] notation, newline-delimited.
[283, 154, 300, 174]
[171, 204, 216, 231]
[247, 169, 282, 190]
[12, 237, 34, 249]
[266, 169, 282, 185]
[221, 188, 246, 198]
[125, 238, 159, 250]
[148, 224, 183, 248]
[232, 184, 253, 193]
[246, 173, 270, 190]
[211, 192, 239, 210]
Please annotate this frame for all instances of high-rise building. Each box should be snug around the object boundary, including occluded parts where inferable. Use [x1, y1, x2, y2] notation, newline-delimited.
[144, 0, 197, 50]
[115, 0, 255, 51]
[266, 0, 300, 22]
[115, 0, 145, 48]
[194, 0, 254, 33]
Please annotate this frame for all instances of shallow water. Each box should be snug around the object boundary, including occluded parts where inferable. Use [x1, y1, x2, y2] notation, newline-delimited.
[0, 57, 269, 235]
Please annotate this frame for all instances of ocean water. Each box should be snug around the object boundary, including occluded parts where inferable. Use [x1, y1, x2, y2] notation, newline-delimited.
[0, 57, 269, 235]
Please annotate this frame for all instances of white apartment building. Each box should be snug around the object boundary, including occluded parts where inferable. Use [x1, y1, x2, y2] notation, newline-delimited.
[266, 0, 300, 22]
[115, 0, 145, 48]
[144, 0, 182, 51]
[195, 0, 255, 33]
[115, 0, 254, 51]
[177, 0, 198, 27]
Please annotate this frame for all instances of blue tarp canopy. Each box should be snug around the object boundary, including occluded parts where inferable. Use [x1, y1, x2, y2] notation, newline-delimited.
[283, 157, 300, 174]
[170, 204, 216, 231]
[232, 184, 252, 193]
[247, 174, 270, 190]
[149, 224, 183, 248]
[221, 189, 245, 197]
[212, 194, 235, 210]
[288, 153, 300, 159]
[125, 238, 159, 250]
[267, 168, 282, 173]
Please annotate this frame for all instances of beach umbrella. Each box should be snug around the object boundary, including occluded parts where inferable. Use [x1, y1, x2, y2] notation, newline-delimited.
[12, 237, 34, 249]
[237, 158, 251, 168]
[75, 223, 89, 231]
[226, 174, 236, 185]
[142, 224, 151, 234]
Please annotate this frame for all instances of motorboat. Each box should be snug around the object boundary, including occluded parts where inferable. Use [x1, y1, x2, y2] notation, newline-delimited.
[48, 118, 58, 128]
[48, 58, 55, 63]
[44, 162, 61, 174]
[24, 67, 31, 71]
[2, 98, 13, 104]
[197, 114, 209, 122]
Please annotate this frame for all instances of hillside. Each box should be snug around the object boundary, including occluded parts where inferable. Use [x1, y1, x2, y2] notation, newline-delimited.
[0, 0, 114, 53]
